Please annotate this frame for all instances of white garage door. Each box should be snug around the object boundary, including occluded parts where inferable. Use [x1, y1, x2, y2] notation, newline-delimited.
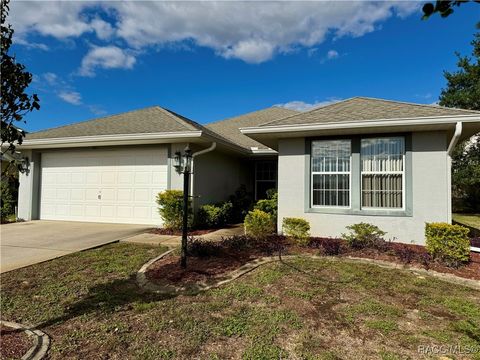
[40, 147, 168, 225]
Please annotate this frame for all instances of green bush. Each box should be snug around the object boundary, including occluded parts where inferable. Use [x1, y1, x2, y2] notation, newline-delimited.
[156, 190, 192, 230]
[244, 209, 275, 238]
[282, 217, 310, 244]
[254, 190, 278, 219]
[425, 222, 470, 267]
[229, 185, 254, 222]
[342, 222, 386, 249]
[196, 201, 233, 229]
[1, 180, 15, 221]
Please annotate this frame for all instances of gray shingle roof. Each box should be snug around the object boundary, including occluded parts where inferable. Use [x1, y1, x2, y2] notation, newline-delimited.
[259, 97, 480, 127]
[206, 107, 299, 149]
[26, 106, 202, 140]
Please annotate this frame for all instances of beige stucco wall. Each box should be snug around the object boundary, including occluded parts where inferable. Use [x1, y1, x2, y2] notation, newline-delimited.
[192, 150, 249, 210]
[277, 131, 449, 245]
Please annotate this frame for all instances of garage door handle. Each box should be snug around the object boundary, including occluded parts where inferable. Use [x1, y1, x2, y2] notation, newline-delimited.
[98, 194, 102, 200]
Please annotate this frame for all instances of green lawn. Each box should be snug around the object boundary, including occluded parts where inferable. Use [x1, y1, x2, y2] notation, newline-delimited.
[1, 243, 480, 359]
[453, 213, 480, 231]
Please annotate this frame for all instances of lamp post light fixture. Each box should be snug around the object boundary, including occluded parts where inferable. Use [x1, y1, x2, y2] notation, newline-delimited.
[175, 145, 193, 268]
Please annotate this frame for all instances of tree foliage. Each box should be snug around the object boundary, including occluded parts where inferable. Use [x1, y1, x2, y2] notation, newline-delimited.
[1, 0, 40, 171]
[422, 1, 480, 19]
[439, 24, 480, 212]
[451, 138, 480, 212]
[439, 23, 480, 110]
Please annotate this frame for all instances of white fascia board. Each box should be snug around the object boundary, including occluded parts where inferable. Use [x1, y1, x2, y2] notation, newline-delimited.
[19, 131, 203, 149]
[240, 115, 480, 135]
[251, 148, 277, 155]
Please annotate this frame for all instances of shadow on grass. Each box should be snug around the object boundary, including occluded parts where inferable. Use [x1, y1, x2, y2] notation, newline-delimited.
[36, 255, 355, 330]
[36, 275, 176, 329]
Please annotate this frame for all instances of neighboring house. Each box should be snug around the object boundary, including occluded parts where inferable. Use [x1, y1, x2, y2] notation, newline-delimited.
[17, 97, 480, 244]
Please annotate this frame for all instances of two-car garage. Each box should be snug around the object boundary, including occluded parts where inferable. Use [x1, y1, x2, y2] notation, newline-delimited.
[39, 147, 168, 225]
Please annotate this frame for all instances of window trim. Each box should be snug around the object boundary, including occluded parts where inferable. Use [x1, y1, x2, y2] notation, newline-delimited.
[310, 139, 352, 209]
[305, 134, 412, 217]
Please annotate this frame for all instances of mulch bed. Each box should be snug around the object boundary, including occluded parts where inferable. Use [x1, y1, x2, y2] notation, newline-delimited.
[0, 325, 33, 360]
[342, 242, 480, 281]
[150, 228, 217, 236]
[145, 236, 480, 288]
[146, 252, 257, 285]
[471, 237, 480, 247]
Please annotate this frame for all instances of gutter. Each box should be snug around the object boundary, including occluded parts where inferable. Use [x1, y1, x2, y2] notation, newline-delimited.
[240, 115, 480, 135]
[19, 131, 203, 148]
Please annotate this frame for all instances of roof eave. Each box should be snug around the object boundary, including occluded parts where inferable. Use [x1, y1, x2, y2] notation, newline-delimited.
[19, 131, 204, 149]
[241, 115, 480, 150]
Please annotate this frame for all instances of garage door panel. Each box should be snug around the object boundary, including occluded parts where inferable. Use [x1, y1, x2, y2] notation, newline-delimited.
[101, 172, 116, 184]
[40, 147, 167, 225]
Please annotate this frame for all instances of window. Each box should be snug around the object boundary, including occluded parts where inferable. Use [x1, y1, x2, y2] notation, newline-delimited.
[255, 161, 276, 200]
[361, 137, 405, 209]
[311, 140, 351, 207]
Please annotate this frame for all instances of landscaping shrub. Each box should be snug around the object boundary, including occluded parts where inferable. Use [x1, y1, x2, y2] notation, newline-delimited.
[156, 190, 192, 230]
[0, 180, 15, 221]
[188, 237, 222, 258]
[393, 244, 416, 264]
[254, 190, 278, 219]
[309, 237, 344, 256]
[196, 201, 233, 229]
[229, 185, 254, 222]
[342, 222, 386, 249]
[282, 217, 310, 245]
[244, 209, 275, 238]
[425, 222, 471, 267]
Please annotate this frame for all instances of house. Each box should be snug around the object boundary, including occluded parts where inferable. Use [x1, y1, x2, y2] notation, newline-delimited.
[17, 97, 480, 244]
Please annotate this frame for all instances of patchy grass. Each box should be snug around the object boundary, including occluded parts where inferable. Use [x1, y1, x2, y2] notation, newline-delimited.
[453, 213, 480, 230]
[1, 244, 480, 359]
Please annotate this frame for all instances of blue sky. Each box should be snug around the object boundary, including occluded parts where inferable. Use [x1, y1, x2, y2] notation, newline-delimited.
[8, 1, 480, 132]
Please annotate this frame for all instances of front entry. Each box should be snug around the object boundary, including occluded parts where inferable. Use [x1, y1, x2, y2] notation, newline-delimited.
[254, 160, 277, 200]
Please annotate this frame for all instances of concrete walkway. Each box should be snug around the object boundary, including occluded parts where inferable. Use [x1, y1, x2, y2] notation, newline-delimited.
[121, 224, 244, 247]
[1, 220, 150, 273]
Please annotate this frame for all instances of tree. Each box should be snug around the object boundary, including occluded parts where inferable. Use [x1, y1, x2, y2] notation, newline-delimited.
[451, 138, 480, 212]
[439, 23, 480, 110]
[439, 24, 480, 212]
[1, 0, 40, 176]
[422, 1, 480, 19]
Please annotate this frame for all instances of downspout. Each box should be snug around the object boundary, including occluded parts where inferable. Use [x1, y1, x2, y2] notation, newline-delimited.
[446, 122, 462, 224]
[190, 142, 217, 213]
[447, 121, 463, 156]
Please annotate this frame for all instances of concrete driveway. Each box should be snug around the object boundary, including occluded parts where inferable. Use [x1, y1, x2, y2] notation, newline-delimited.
[1, 221, 150, 273]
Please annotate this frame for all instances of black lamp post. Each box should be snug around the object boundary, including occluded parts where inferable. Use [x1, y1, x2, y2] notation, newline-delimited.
[173, 145, 192, 268]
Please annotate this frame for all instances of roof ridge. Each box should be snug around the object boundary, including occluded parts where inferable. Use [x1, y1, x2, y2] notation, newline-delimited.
[205, 106, 292, 126]
[27, 105, 161, 135]
[257, 97, 358, 127]
[355, 96, 480, 114]
[162, 107, 253, 150]
[154, 106, 200, 131]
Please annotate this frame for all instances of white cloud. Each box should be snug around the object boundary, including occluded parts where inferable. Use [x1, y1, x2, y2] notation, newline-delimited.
[327, 49, 339, 60]
[9, 1, 421, 64]
[42, 72, 59, 86]
[222, 39, 275, 64]
[275, 98, 343, 112]
[79, 46, 136, 77]
[58, 91, 82, 105]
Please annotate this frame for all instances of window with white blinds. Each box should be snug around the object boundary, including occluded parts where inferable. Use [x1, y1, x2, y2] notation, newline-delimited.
[311, 140, 351, 207]
[361, 137, 405, 209]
